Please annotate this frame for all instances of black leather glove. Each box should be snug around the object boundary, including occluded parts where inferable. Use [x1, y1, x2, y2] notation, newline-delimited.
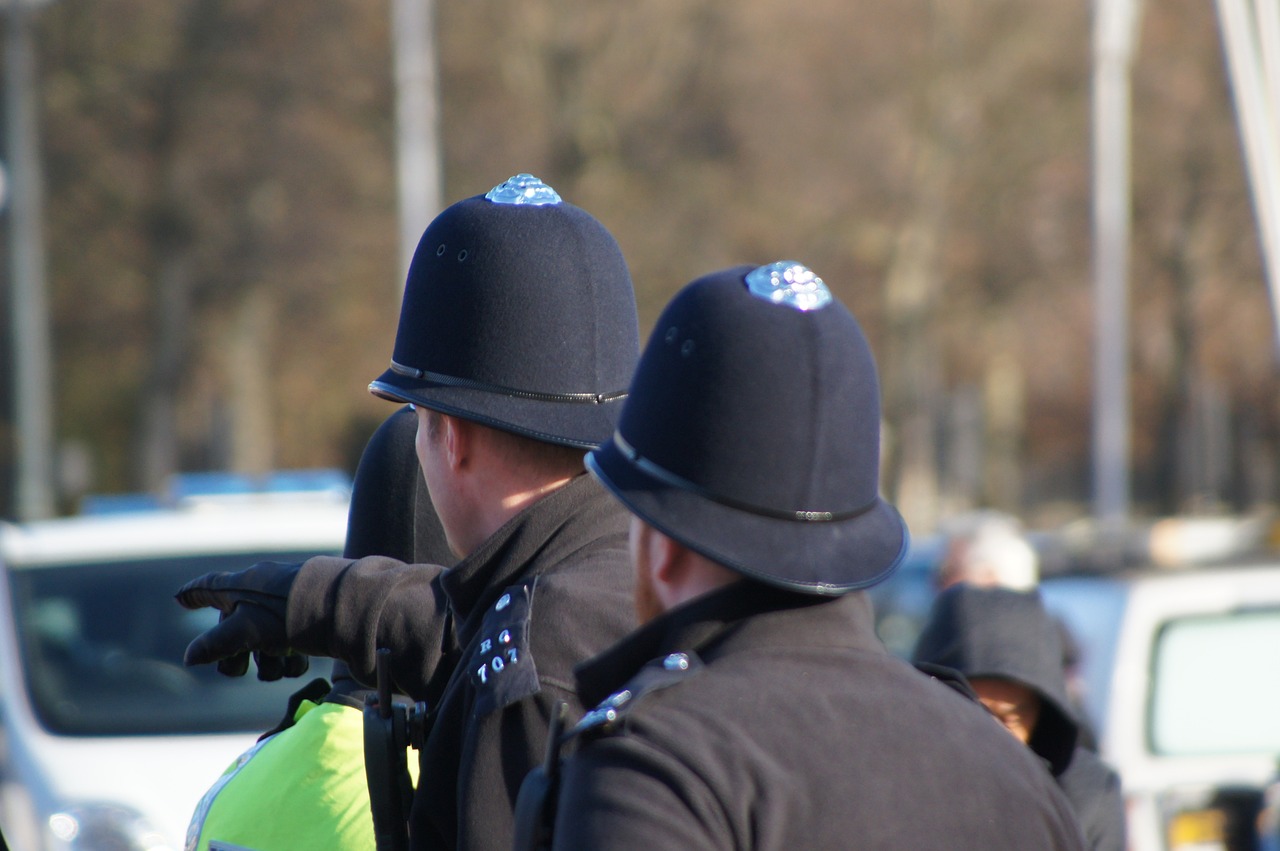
[175, 561, 308, 681]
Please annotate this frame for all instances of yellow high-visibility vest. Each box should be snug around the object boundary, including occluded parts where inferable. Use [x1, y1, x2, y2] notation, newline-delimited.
[187, 699, 418, 851]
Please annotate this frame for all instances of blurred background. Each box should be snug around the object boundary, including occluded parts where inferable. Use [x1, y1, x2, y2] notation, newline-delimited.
[0, 0, 1275, 546]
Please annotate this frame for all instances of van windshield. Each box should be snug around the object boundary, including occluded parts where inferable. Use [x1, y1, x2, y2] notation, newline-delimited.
[1150, 608, 1280, 756]
[9, 553, 325, 737]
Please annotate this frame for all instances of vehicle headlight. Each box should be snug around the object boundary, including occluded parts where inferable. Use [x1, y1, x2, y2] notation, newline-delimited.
[45, 803, 173, 851]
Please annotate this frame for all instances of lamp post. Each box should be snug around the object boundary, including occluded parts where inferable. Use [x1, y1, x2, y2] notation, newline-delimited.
[391, 0, 443, 288]
[6, 0, 54, 520]
[1214, 0, 1280, 355]
[1091, 0, 1142, 541]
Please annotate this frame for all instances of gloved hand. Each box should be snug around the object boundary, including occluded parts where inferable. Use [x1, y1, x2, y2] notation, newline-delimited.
[175, 561, 308, 681]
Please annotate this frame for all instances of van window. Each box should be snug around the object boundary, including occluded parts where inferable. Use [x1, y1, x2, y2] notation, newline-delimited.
[1149, 608, 1280, 756]
[9, 552, 322, 737]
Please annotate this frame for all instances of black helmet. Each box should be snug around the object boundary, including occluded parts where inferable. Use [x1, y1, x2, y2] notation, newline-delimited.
[370, 174, 640, 449]
[587, 262, 908, 594]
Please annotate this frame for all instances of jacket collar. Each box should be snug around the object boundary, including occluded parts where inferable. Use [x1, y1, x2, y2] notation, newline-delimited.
[439, 472, 625, 628]
[574, 581, 878, 708]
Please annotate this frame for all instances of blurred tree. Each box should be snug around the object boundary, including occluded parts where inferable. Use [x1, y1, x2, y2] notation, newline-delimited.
[34, 0, 401, 498]
[1128, 0, 1274, 514]
[0, 0, 1268, 528]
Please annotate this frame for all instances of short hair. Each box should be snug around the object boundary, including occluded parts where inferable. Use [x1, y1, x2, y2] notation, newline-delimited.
[423, 408, 585, 479]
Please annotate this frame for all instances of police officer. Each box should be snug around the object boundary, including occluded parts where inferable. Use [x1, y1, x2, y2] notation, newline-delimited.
[175, 174, 641, 851]
[186, 405, 450, 851]
[186, 404, 450, 849]
[523, 263, 1087, 849]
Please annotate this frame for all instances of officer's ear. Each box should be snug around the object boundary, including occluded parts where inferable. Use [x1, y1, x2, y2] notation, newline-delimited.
[631, 519, 684, 608]
[647, 529, 737, 608]
[629, 520, 674, 577]
[440, 413, 473, 472]
[648, 531, 688, 588]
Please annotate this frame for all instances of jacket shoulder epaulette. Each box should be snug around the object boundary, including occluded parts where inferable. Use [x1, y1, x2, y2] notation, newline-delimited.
[511, 651, 703, 851]
[470, 584, 541, 716]
[572, 650, 705, 739]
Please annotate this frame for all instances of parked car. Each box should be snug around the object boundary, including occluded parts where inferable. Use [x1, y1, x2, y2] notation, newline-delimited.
[1041, 559, 1280, 851]
[0, 474, 350, 851]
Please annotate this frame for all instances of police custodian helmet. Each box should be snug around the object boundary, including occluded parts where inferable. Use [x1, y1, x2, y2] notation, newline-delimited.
[370, 174, 640, 449]
[586, 262, 909, 594]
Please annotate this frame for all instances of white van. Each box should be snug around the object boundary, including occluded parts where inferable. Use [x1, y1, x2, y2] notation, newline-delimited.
[0, 475, 349, 851]
[1041, 561, 1280, 851]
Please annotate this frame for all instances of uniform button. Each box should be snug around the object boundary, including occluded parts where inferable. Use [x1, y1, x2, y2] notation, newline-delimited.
[583, 705, 618, 727]
[663, 653, 690, 671]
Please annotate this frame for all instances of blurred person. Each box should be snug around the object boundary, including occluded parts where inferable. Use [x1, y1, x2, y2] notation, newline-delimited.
[515, 263, 1086, 850]
[912, 583, 1126, 851]
[185, 405, 450, 851]
[936, 513, 1101, 749]
[174, 174, 642, 851]
[936, 511, 1040, 591]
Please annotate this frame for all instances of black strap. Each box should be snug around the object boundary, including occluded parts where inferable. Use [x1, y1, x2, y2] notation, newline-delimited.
[257, 677, 331, 742]
[365, 649, 429, 851]
[512, 702, 570, 851]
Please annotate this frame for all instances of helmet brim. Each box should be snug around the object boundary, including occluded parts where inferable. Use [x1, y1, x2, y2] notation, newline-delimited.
[586, 437, 909, 594]
[370, 371, 624, 450]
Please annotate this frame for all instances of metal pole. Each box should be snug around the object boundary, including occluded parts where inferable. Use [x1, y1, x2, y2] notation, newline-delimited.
[1091, 0, 1141, 538]
[392, 0, 443, 289]
[1214, 0, 1280, 355]
[6, 0, 54, 520]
